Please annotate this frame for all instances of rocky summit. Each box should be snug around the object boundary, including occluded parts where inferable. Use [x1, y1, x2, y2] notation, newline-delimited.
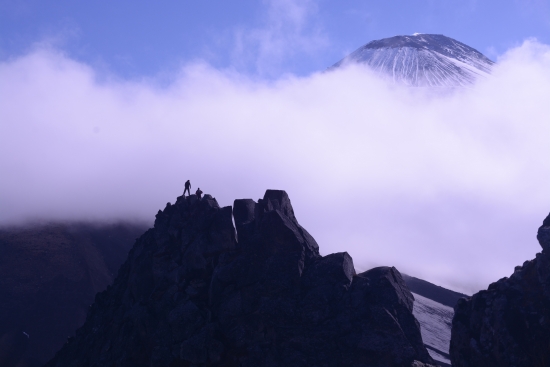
[45, 190, 435, 367]
[450, 212, 550, 367]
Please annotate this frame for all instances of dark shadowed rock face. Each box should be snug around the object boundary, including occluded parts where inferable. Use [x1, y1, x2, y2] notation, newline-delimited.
[0, 222, 147, 367]
[450, 212, 550, 367]
[45, 190, 435, 367]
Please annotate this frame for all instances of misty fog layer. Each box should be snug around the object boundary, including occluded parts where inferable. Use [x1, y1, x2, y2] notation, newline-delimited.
[1, 40, 549, 294]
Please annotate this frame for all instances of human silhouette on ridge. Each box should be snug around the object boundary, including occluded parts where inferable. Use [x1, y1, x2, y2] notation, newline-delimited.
[183, 180, 191, 196]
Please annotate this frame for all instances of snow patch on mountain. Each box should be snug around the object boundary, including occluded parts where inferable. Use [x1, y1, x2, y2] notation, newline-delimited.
[332, 34, 494, 88]
[412, 292, 454, 367]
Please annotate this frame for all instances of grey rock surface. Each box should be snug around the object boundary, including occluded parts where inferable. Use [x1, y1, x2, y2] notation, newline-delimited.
[450, 212, 550, 367]
[45, 190, 434, 367]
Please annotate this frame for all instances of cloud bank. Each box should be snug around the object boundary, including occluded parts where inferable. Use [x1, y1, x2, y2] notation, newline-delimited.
[1, 40, 550, 294]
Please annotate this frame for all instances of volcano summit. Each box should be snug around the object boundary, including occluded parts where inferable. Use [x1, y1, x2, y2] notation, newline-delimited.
[332, 34, 494, 87]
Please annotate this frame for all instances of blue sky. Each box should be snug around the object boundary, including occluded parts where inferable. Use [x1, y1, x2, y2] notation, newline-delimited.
[2, 0, 549, 78]
[1, 0, 550, 293]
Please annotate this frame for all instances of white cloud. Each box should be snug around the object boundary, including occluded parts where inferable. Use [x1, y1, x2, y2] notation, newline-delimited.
[231, 0, 328, 76]
[1, 40, 550, 294]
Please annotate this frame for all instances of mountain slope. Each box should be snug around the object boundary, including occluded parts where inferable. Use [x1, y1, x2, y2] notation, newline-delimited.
[403, 274, 468, 308]
[332, 34, 494, 87]
[0, 222, 147, 367]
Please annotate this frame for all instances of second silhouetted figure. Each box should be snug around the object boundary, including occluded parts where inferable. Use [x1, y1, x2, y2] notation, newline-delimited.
[196, 187, 203, 199]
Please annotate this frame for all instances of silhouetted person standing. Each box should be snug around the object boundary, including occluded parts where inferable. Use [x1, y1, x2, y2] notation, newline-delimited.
[196, 188, 203, 199]
[183, 180, 191, 196]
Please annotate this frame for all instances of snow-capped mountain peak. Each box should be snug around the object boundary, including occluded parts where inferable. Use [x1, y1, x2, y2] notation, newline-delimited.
[332, 34, 494, 87]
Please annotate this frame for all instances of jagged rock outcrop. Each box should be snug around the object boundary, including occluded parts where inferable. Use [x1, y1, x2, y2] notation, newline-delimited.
[46, 190, 435, 367]
[450, 212, 550, 367]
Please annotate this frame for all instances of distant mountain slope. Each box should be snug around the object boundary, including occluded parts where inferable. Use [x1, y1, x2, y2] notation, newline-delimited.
[402, 274, 468, 308]
[331, 34, 494, 87]
[0, 222, 148, 367]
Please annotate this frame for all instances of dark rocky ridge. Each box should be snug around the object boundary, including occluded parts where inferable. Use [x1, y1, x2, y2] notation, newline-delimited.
[450, 212, 550, 367]
[0, 222, 147, 367]
[46, 190, 436, 367]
